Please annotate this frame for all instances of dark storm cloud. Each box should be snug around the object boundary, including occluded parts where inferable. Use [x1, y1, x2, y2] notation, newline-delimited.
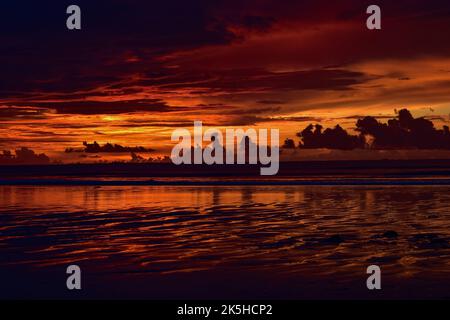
[10, 99, 183, 115]
[237, 15, 276, 32]
[117, 120, 196, 128]
[278, 116, 324, 122]
[0, 1, 445, 77]
[1, 0, 450, 112]
[138, 68, 371, 93]
[338, 115, 394, 120]
[220, 115, 274, 126]
[190, 104, 281, 115]
[122, 114, 278, 127]
[257, 100, 287, 105]
[0, 0, 236, 97]
[2, 67, 370, 115]
[124, 116, 275, 127]
[0, 107, 50, 120]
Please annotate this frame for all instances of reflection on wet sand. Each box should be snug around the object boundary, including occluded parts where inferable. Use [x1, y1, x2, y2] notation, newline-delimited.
[1, 185, 450, 298]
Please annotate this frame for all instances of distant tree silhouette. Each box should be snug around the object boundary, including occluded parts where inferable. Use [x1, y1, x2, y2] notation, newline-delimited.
[293, 108, 450, 150]
[356, 109, 450, 149]
[65, 141, 155, 153]
[0, 147, 50, 165]
[282, 138, 296, 149]
[130, 152, 145, 163]
[297, 124, 364, 150]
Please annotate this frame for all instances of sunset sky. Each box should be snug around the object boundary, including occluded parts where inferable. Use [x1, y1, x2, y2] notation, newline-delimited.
[1, 0, 450, 162]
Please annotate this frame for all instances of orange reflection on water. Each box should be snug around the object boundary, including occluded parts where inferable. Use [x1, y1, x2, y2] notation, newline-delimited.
[1, 185, 450, 281]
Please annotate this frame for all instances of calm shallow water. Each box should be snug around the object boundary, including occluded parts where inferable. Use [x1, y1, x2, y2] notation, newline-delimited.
[1, 185, 450, 299]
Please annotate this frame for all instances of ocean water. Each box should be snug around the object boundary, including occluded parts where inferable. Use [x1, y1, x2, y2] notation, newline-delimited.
[1, 185, 450, 299]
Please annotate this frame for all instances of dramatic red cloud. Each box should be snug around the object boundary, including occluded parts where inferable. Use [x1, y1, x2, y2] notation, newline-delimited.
[1, 0, 450, 161]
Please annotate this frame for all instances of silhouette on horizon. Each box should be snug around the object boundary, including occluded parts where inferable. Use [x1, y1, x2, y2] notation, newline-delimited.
[291, 109, 450, 150]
